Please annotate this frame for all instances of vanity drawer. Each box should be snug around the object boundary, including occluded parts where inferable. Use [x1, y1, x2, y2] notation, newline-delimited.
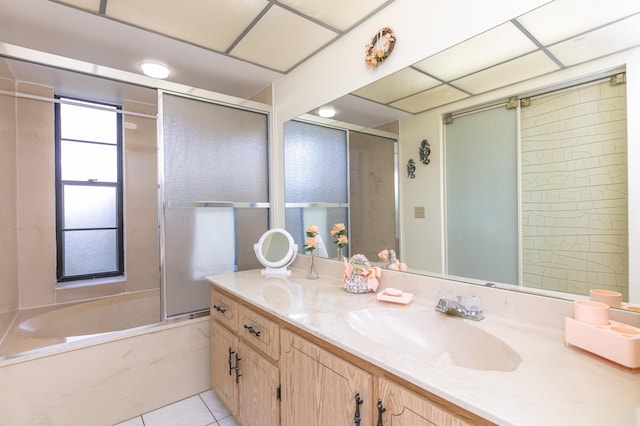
[238, 305, 280, 361]
[211, 288, 239, 332]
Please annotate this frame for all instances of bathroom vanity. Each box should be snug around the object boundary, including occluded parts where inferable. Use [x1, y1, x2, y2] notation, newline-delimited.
[206, 263, 640, 425]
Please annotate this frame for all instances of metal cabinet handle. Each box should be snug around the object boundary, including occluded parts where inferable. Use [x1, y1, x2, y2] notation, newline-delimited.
[243, 324, 261, 337]
[213, 305, 226, 314]
[227, 347, 235, 375]
[377, 399, 386, 426]
[234, 353, 242, 384]
[354, 393, 363, 425]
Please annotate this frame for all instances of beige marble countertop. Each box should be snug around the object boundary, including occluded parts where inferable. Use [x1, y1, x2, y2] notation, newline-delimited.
[206, 264, 640, 426]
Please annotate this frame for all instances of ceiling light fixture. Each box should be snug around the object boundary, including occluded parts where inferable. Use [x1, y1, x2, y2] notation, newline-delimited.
[318, 106, 336, 118]
[140, 62, 170, 79]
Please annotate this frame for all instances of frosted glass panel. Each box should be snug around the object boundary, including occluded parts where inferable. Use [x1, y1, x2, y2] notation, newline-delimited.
[284, 121, 347, 203]
[60, 102, 117, 144]
[64, 230, 117, 275]
[445, 106, 518, 285]
[163, 93, 268, 202]
[235, 208, 269, 271]
[61, 140, 117, 182]
[64, 185, 116, 228]
[164, 208, 236, 317]
[162, 93, 269, 317]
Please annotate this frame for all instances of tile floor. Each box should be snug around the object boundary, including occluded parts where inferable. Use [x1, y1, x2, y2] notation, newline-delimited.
[115, 389, 239, 426]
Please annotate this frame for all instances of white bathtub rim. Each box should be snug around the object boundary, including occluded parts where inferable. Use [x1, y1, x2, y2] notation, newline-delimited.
[0, 314, 209, 367]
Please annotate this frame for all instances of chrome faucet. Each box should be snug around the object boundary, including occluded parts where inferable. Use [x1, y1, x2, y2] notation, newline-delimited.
[435, 295, 484, 321]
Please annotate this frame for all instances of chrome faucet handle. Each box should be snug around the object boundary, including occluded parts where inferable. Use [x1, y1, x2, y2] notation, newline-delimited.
[435, 293, 484, 320]
[435, 298, 449, 312]
[465, 296, 481, 312]
[464, 296, 484, 320]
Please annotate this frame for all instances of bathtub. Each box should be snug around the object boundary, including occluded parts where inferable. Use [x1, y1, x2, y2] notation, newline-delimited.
[0, 291, 161, 358]
[0, 291, 211, 425]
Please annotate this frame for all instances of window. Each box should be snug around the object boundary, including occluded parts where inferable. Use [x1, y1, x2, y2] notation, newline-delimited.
[55, 97, 124, 282]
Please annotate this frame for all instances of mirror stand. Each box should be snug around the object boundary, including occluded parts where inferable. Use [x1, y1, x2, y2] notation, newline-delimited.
[254, 228, 298, 277]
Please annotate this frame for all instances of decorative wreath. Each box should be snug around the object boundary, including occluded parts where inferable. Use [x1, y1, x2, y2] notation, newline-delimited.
[365, 27, 396, 68]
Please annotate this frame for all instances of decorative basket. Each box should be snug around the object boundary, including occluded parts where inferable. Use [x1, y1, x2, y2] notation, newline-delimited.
[343, 254, 380, 293]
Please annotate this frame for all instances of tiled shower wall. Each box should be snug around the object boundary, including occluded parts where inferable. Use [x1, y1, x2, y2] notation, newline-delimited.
[520, 79, 628, 298]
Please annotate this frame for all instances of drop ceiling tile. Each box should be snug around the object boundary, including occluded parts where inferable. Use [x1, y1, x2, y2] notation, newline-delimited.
[317, 94, 408, 129]
[105, 0, 268, 52]
[517, 0, 640, 45]
[453, 50, 559, 95]
[413, 22, 538, 81]
[390, 85, 469, 113]
[278, 0, 390, 31]
[230, 5, 337, 72]
[57, 0, 101, 12]
[353, 68, 440, 104]
[548, 14, 640, 66]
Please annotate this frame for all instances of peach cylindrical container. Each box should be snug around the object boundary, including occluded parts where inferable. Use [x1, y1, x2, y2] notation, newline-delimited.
[589, 289, 622, 308]
[574, 300, 610, 325]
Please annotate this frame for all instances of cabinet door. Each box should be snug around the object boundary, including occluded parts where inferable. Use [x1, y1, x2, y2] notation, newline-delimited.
[211, 320, 239, 416]
[281, 329, 373, 426]
[379, 378, 473, 426]
[237, 341, 280, 426]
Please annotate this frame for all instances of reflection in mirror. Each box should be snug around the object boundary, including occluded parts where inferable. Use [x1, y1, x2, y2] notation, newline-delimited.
[254, 228, 298, 277]
[295, 1, 640, 305]
[262, 232, 290, 262]
[445, 79, 628, 300]
[283, 120, 398, 261]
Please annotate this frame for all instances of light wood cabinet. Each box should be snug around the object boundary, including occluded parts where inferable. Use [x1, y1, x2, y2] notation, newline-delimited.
[237, 341, 280, 426]
[210, 283, 491, 426]
[210, 288, 280, 425]
[378, 377, 475, 426]
[280, 329, 373, 426]
[238, 304, 280, 361]
[211, 319, 239, 414]
[211, 288, 239, 331]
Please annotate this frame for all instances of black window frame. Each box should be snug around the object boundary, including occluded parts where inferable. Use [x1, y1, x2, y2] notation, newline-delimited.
[54, 95, 124, 282]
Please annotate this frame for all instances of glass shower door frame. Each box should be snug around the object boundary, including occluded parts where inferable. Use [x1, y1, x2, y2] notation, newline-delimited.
[157, 90, 271, 320]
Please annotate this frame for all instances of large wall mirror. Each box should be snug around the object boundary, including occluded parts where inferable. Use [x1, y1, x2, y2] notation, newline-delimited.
[291, 1, 640, 306]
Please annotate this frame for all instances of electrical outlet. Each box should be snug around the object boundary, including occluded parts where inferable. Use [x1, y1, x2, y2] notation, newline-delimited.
[414, 206, 425, 219]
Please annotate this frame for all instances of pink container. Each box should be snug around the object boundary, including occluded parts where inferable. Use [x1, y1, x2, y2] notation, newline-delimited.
[574, 300, 610, 325]
[565, 318, 640, 368]
[590, 289, 622, 308]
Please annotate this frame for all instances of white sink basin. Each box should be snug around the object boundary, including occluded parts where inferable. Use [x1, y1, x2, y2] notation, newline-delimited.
[346, 308, 521, 372]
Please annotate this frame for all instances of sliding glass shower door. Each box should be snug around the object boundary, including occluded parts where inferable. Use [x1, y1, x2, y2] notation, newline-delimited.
[161, 93, 269, 317]
[445, 106, 518, 285]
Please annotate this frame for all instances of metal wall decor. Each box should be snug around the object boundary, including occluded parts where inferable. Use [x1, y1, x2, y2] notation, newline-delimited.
[419, 139, 431, 165]
[407, 158, 416, 179]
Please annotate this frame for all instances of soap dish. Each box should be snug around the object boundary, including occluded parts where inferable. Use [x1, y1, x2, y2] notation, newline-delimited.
[377, 288, 413, 305]
[565, 317, 640, 369]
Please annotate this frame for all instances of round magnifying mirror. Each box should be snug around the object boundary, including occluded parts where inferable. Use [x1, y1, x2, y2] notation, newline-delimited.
[254, 228, 298, 276]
